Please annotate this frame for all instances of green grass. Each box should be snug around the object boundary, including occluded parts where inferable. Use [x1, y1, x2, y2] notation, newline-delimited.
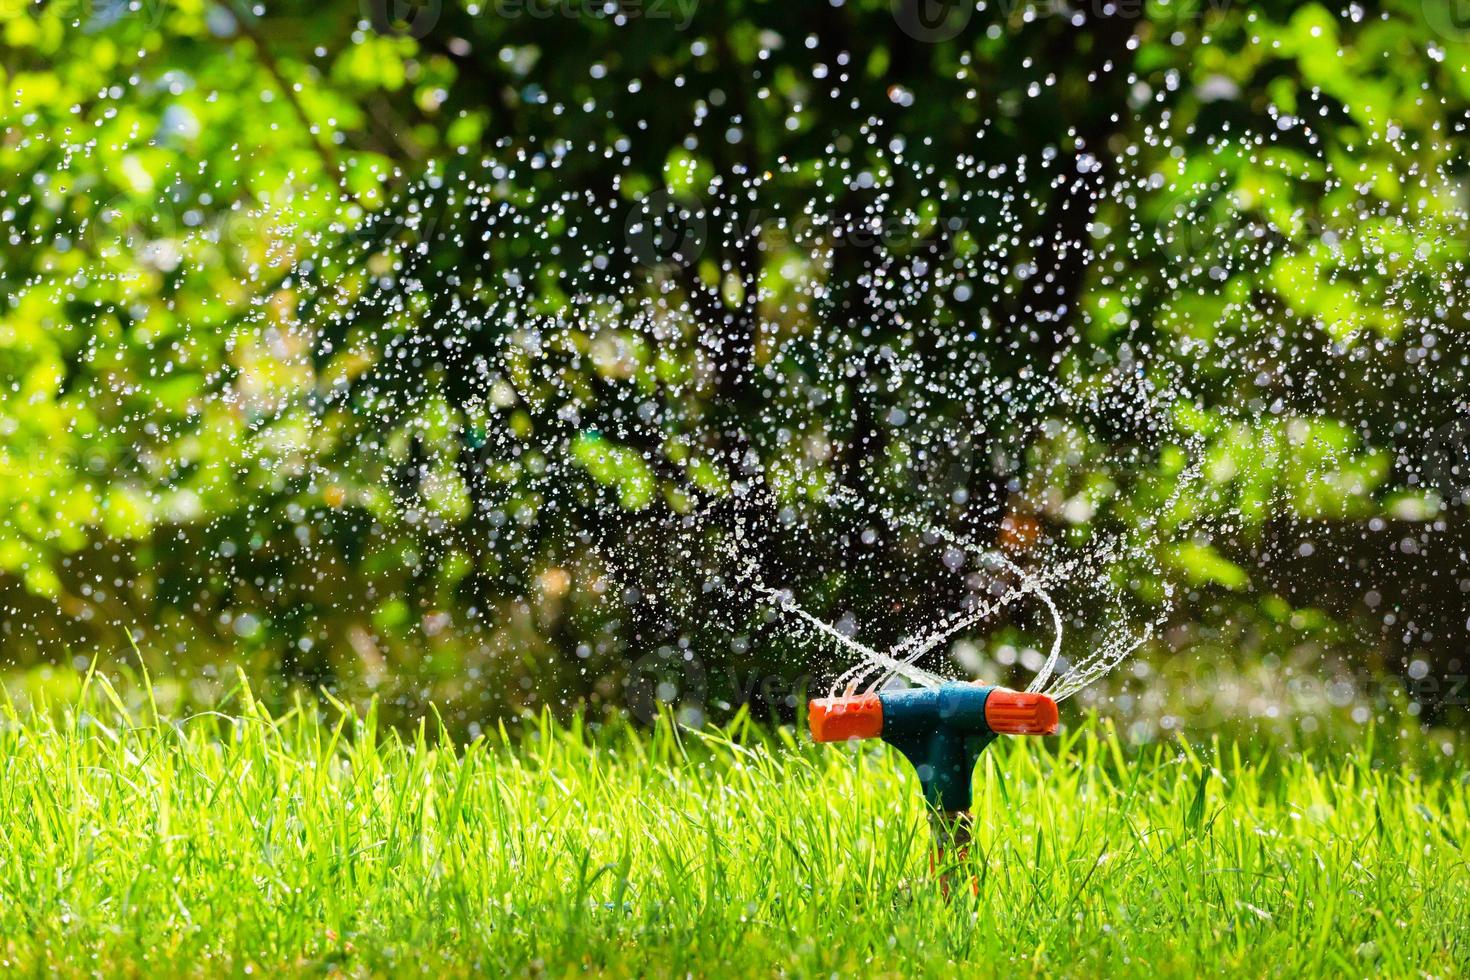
[1, 674, 1467, 977]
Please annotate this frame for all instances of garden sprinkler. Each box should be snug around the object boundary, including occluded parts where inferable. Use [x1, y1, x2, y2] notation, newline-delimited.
[808, 683, 1058, 892]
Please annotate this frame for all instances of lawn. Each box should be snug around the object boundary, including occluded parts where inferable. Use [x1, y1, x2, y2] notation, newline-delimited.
[1, 673, 1466, 977]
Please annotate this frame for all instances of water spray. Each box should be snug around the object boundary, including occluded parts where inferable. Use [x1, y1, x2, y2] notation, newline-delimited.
[808, 682, 1058, 891]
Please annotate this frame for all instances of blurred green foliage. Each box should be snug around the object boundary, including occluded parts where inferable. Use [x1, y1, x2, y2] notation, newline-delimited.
[0, 0, 1466, 727]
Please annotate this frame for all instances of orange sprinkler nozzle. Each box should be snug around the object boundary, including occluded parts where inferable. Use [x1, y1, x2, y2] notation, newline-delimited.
[983, 689, 1059, 735]
[808, 693, 883, 742]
